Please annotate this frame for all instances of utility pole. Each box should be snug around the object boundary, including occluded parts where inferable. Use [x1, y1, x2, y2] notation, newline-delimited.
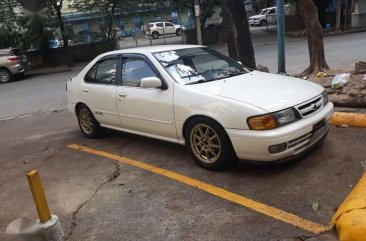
[194, 0, 202, 45]
[276, 0, 286, 73]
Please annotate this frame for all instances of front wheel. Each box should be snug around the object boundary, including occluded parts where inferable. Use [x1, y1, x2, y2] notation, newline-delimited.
[176, 28, 181, 36]
[185, 117, 237, 170]
[77, 104, 103, 138]
[260, 20, 267, 26]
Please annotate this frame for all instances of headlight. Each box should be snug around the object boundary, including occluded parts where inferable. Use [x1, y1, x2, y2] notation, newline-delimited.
[247, 108, 300, 130]
[322, 91, 329, 106]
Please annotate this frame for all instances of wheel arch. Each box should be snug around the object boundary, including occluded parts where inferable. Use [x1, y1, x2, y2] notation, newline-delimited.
[182, 115, 227, 141]
[75, 102, 88, 115]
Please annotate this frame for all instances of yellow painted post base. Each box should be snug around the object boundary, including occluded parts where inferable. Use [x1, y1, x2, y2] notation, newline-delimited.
[331, 112, 366, 128]
[331, 172, 366, 241]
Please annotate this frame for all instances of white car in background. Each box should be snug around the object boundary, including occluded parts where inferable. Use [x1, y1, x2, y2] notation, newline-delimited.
[66, 45, 334, 170]
[249, 6, 277, 26]
[146, 21, 182, 39]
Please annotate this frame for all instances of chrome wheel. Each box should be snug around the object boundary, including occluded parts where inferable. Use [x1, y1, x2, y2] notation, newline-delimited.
[190, 124, 221, 164]
[79, 108, 93, 134]
[0, 71, 10, 83]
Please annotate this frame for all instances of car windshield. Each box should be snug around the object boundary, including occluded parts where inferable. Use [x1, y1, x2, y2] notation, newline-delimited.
[154, 47, 252, 85]
[259, 9, 269, 15]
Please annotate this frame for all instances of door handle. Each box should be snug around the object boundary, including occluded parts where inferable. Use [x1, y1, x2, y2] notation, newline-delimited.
[118, 92, 127, 98]
[82, 88, 89, 93]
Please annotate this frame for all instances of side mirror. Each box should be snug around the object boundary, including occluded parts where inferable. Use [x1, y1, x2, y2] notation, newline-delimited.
[140, 77, 162, 89]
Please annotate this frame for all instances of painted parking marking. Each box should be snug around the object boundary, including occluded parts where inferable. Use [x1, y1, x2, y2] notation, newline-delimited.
[68, 144, 331, 234]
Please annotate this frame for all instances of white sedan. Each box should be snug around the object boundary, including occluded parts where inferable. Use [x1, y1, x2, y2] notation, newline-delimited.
[66, 45, 334, 170]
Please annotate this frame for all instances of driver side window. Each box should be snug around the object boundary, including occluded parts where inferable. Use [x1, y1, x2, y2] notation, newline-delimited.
[122, 56, 158, 87]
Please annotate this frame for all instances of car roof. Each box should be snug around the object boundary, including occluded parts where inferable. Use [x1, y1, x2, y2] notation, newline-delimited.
[101, 45, 204, 56]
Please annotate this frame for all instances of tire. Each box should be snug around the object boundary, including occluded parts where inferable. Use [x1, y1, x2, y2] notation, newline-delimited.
[176, 28, 181, 36]
[152, 31, 159, 39]
[185, 117, 237, 170]
[0, 69, 12, 83]
[260, 20, 267, 26]
[77, 104, 103, 138]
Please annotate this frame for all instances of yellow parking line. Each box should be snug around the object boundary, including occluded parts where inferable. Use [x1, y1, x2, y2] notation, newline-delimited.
[68, 144, 331, 234]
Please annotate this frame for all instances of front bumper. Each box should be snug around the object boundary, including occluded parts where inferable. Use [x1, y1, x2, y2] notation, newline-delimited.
[226, 102, 334, 162]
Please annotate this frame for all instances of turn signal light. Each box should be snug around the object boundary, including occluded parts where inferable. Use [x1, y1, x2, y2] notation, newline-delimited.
[248, 115, 277, 130]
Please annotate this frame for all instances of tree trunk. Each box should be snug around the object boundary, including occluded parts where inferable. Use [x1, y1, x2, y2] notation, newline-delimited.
[55, 7, 68, 49]
[298, 0, 329, 75]
[220, 0, 256, 69]
[230, 0, 256, 69]
[107, 1, 116, 40]
[220, 0, 238, 60]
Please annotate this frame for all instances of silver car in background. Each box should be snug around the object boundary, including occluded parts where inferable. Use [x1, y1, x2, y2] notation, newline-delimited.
[0, 48, 31, 83]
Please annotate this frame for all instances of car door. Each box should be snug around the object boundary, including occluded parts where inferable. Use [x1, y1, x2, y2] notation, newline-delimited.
[81, 55, 120, 127]
[155, 22, 164, 35]
[164, 22, 175, 34]
[116, 54, 176, 139]
[267, 8, 277, 25]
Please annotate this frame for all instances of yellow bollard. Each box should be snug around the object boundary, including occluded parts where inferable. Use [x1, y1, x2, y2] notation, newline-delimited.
[331, 112, 366, 128]
[27, 170, 52, 223]
[331, 172, 366, 241]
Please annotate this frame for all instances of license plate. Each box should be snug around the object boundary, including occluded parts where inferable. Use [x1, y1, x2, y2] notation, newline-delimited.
[313, 119, 326, 132]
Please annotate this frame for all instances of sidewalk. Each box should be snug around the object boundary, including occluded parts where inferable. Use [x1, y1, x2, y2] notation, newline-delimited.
[26, 62, 87, 77]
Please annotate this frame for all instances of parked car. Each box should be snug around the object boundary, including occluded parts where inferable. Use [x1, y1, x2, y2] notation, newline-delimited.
[145, 21, 182, 39]
[0, 48, 31, 83]
[66, 45, 333, 170]
[249, 6, 277, 26]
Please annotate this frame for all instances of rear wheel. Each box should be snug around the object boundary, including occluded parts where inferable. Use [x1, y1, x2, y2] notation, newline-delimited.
[0, 69, 12, 83]
[77, 104, 103, 138]
[185, 117, 237, 170]
[152, 31, 159, 39]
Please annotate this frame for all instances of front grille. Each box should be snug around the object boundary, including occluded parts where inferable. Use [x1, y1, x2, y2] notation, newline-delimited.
[296, 96, 323, 118]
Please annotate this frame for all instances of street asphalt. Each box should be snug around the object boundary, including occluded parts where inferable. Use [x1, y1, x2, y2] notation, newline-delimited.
[0, 28, 366, 241]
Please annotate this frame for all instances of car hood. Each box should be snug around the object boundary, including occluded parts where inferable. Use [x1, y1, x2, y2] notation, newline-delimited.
[190, 71, 324, 113]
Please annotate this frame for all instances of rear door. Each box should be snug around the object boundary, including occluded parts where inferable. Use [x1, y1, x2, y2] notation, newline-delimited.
[80, 55, 121, 127]
[164, 22, 175, 34]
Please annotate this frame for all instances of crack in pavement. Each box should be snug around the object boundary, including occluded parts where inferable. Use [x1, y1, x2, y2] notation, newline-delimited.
[64, 162, 122, 240]
[0, 109, 68, 122]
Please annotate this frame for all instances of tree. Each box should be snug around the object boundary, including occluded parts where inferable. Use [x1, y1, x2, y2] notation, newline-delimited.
[0, 0, 23, 48]
[298, 0, 329, 75]
[48, 0, 68, 48]
[220, 0, 256, 69]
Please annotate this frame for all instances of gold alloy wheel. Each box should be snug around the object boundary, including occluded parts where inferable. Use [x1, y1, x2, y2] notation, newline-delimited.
[79, 108, 93, 134]
[190, 124, 221, 164]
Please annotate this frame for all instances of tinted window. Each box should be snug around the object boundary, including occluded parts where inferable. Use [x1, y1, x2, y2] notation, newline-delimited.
[122, 57, 158, 87]
[95, 56, 118, 85]
[268, 9, 276, 14]
[156, 23, 163, 27]
[165, 22, 174, 27]
[85, 65, 97, 83]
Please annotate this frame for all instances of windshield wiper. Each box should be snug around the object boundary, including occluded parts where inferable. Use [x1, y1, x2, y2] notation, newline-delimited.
[186, 79, 211, 85]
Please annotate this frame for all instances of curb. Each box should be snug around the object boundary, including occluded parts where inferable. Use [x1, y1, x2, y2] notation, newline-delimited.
[26, 68, 72, 77]
[331, 112, 366, 128]
[331, 172, 366, 241]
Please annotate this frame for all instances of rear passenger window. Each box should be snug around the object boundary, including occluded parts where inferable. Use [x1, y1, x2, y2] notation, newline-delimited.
[84, 56, 118, 85]
[85, 65, 97, 83]
[156, 23, 163, 27]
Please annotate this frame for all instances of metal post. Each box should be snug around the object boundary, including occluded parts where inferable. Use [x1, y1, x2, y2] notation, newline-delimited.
[276, 0, 286, 73]
[336, 0, 341, 31]
[194, 0, 202, 45]
[161, 17, 167, 44]
[27, 170, 52, 223]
